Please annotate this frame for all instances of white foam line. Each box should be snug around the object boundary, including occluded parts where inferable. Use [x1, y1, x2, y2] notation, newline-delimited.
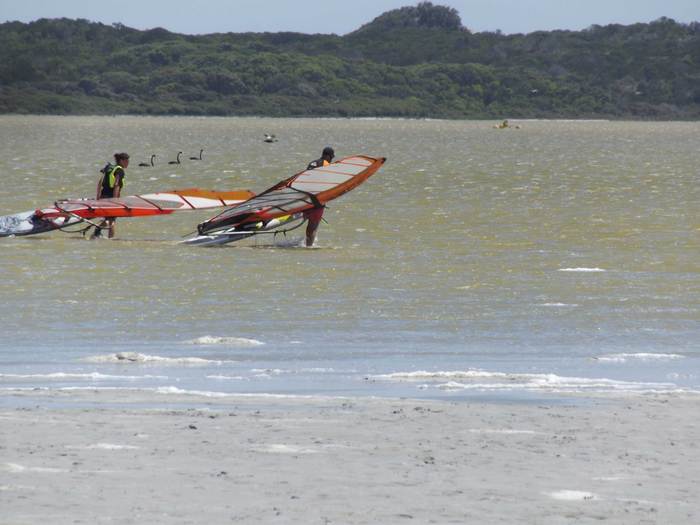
[82, 352, 230, 365]
[372, 370, 512, 381]
[538, 303, 579, 307]
[468, 429, 540, 435]
[152, 386, 323, 400]
[3, 463, 67, 474]
[184, 336, 265, 346]
[0, 372, 168, 380]
[434, 379, 678, 393]
[250, 444, 319, 454]
[558, 267, 606, 272]
[0, 484, 36, 491]
[66, 443, 139, 450]
[594, 353, 685, 363]
[0, 386, 339, 400]
[373, 369, 689, 394]
[546, 490, 599, 501]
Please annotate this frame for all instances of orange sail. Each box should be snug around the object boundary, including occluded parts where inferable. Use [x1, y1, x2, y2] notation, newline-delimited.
[195, 156, 385, 239]
[1, 189, 254, 237]
[47, 189, 255, 219]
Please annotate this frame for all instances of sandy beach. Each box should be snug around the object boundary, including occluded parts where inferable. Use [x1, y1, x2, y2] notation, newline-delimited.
[1, 391, 698, 524]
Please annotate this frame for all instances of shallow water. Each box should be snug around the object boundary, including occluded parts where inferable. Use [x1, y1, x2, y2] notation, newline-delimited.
[0, 116, 698, 405]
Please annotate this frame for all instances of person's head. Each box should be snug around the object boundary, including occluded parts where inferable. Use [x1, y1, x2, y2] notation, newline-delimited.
[322, 146, 335, 161]
[114, 152, 130, 167]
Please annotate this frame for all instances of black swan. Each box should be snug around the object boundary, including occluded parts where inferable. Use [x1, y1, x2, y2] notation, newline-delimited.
[189, 149, 204, 160]
[168, 151, 182, 165]
[138, 154, 156, 167]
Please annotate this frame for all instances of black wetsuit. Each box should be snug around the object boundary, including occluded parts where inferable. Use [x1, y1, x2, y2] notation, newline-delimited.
[307, 157, 328, 170]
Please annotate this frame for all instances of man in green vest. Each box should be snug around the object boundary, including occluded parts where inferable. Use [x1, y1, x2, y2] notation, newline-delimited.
[93, 152, 129, 239]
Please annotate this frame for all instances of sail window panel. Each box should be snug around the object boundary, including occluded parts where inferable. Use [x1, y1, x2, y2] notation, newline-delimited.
[267, 198, 311, 213]
[330, 164, 366, 175]
[216, 193, 303, 217]
[58, 200, 122, 211]
[55, 203, 91, 213]
[257, 196, 304, 209]
[292, 181, 343, 193]
[114, 196, 159, 209]
[165, 196, 215, 209]
[321, 161, 368, 173]
[137, 198, 185, 210]
[277, 200, 312, 212]
[302, 165, 363, 177]
[293, 173, 353, 187]
[342, 156, 373, 167]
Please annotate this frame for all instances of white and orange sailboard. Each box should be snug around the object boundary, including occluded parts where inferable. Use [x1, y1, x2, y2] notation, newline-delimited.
[0, 188, 255, 237]
[184, 155, 386, 246]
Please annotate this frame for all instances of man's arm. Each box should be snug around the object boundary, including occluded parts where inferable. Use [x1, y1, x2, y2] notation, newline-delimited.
[113, 171, 123, 198]
[96, 174, 104, 199]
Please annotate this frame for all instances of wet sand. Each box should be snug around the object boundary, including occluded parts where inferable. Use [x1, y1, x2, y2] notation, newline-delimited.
[1, 391, 698, 524]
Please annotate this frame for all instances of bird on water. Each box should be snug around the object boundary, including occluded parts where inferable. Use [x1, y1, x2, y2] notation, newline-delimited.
[168, 152, 182, 165]
[138, 154, 156, 167]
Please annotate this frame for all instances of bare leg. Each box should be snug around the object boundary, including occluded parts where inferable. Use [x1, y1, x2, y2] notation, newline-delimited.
[305, 222, 318, 247]
[304, 207, 324, 247]
[91, 220, 106, 239]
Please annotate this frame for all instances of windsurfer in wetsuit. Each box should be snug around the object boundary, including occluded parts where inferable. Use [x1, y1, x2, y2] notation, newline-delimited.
[303, 146, 334, 247]
[93, 152, 129, 239]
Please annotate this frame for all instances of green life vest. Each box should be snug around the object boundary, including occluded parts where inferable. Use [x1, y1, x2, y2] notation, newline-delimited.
[107, 164, 125, 189]
[99, 164, 125, 198]
[100, 164, 126, 194]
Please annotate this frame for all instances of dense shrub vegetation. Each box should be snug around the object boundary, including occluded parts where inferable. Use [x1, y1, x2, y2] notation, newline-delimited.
[1, 2, 699, 118]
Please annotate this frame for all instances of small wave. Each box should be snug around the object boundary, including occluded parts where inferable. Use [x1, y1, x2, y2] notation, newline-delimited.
[149, 386, 326, 400]
[468, 429, 540, 435]
[156, 386, 231, 397]
[547, 490, 599, 501]
[83, 352, 227, 365]
[250, 444, 319, 454]
[3, 463, 67, 474]
[370, 369, 681, 393]
[538, 303, 579, 307]
[184, 336, 265, 346]
[66, 443, 140, 450]
[558, 267, 606, 272]
[0, 386, 329, 400]
[206, 375, 247, 381]
[251, 368, 287, 376]
[371, 370, 512, 381]
[0, 372, 167, 380]
[594, 353, 685, 363]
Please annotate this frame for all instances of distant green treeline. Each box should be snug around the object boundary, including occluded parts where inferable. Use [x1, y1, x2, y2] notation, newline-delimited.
[1, 2, 700, 119]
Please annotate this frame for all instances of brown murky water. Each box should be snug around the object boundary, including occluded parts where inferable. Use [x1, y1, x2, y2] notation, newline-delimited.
[0, 116, 698, 400]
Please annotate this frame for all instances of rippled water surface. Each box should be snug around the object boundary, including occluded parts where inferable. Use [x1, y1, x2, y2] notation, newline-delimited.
[0, 116, 698, 404]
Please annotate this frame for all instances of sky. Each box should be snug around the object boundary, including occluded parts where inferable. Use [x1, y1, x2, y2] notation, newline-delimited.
[1, 0, 699, 36]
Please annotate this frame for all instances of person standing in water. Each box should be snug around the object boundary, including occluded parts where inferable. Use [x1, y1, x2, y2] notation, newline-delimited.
[93, 152, 129, 238]
[303, 146, 334, 247]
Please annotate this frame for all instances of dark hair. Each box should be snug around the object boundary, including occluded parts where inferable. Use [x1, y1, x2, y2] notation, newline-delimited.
[114, 152, 130, 162]
[322, 146, 335, 158]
